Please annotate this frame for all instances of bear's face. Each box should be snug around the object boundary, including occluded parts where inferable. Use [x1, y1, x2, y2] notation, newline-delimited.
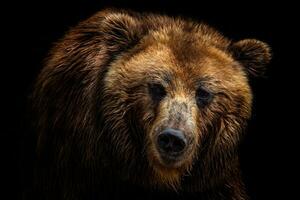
[94, 11, 271, 190]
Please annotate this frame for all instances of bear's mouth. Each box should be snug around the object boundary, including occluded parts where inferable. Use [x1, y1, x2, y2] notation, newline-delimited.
[154, 145, 194, 169]
[149, 143, 194, 171]
[147, 146, 194, 190]
[157, 153, 186, 168]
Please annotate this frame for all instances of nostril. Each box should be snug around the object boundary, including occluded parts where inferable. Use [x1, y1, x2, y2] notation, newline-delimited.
[157, 128, 187, 154]
[158, 134, 170, 149]
[172, 138, 186, 152]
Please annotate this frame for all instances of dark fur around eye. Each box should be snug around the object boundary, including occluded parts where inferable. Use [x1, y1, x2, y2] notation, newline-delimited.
[148, 83, 166, 102]
[196, 87, 213, 108]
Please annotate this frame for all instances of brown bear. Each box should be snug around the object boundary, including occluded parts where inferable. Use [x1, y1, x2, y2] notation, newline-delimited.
[30, 9, 271, 200]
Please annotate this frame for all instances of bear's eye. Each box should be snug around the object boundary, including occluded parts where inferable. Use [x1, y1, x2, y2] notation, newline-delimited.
[148, 83, 166, 102]
[196, 87, 213, 107]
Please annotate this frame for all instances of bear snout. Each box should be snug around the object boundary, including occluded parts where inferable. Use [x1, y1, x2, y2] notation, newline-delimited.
[157, 128, 187, 155]
[154, 128, 194, 166]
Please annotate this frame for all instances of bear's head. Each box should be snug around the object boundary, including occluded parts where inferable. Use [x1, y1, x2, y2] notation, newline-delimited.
[99, 10, 271, 190]
[34, 10, 271, 192]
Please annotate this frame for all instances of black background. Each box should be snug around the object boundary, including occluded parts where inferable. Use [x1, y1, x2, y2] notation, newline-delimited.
[4, 0, 298, 199]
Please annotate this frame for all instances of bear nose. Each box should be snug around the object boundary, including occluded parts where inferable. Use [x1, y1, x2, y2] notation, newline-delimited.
[157, 128, 187, 155]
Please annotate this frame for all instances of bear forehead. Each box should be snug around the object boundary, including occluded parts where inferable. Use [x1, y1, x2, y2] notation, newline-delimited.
[110, 30, 248, 92]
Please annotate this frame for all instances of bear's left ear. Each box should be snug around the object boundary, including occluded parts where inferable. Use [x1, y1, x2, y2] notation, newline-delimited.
[229, 39, 272, 76]
[101, 10, 144, 53]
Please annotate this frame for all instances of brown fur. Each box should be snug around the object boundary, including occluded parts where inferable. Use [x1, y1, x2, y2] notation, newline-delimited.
[30, 9, 271, 200]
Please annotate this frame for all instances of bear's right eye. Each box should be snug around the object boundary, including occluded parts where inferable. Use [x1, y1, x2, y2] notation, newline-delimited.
[148, 83, 166, 103]
[196, 87, 213, 108]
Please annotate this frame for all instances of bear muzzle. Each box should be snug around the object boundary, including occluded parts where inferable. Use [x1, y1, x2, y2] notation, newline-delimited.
[157, 128, 187, 155]
[155, 128, 193, 166]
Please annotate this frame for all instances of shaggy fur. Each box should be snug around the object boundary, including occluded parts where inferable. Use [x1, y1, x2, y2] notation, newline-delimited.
[29, 9, 271, 200]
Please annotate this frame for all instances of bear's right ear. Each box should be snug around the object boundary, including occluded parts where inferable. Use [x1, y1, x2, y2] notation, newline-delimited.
[229, 39, 272, 77]
[101, 11, 143, 53]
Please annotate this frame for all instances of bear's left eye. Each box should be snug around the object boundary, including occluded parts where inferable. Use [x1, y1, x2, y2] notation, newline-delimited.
[148, 83, 166, 103]
[196, 87, 213, 108]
